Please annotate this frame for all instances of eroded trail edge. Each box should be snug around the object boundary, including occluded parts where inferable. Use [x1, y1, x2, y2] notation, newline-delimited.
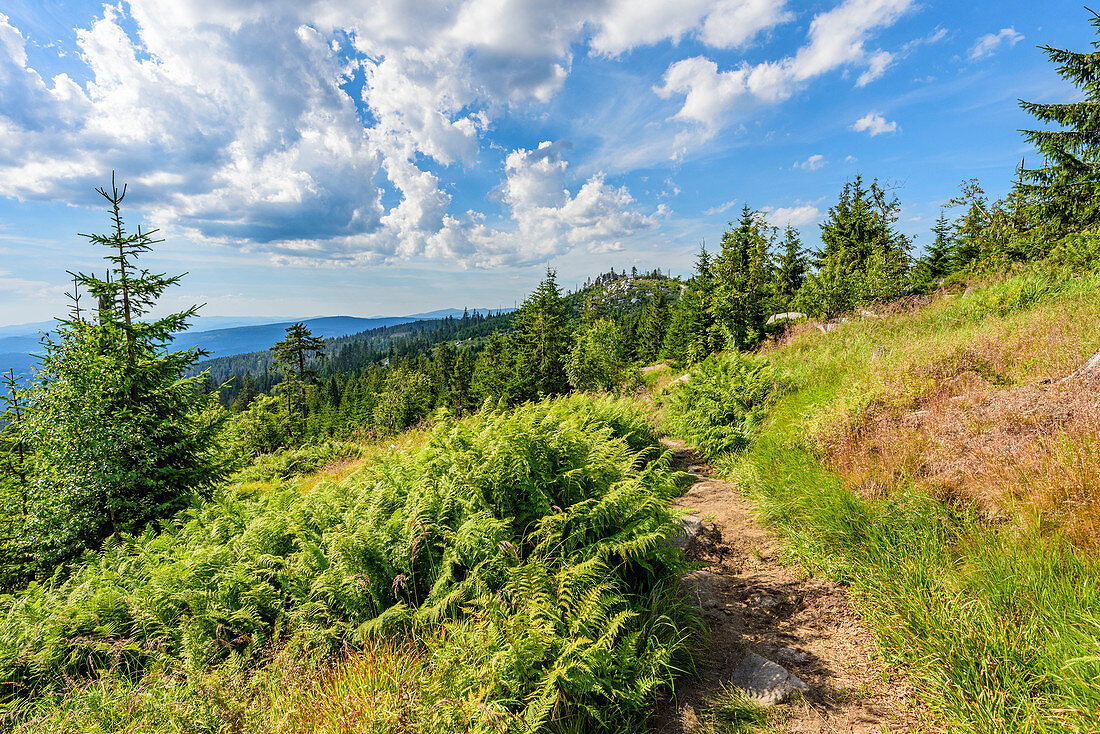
[656, 439, 926, 733]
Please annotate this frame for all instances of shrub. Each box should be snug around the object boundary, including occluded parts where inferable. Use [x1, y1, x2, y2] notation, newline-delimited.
[663, 353, 793, 460]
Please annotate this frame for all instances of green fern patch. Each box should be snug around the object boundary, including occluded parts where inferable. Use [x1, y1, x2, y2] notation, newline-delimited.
[0, 394, 698, 733]
[662, 353, 794, 460]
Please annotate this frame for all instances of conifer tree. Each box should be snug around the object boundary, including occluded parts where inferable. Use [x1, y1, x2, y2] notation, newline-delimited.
[510, 268, 571, 401]
[799, 176, 910, 316]
[1018, 11, 1100, 233]
[271, 323, 326, 435]
[713, 206, 773, 350]
[472, 331, 513, 404]
[911, 210, 955, 291]
[21, 176, 223, 563]
[634, 287, 670, 364]
[772, 226, 808, 309]
[682, 244, 721, 361]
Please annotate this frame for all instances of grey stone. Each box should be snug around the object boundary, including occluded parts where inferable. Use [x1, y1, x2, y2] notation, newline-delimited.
[679, 570, 718, 608]
[730, 653, 810, 705]
[766, 311, 806, 325]
[670, 372, 692, 385]
[667, 514, 705, 551]
[748, 593, 781, 610]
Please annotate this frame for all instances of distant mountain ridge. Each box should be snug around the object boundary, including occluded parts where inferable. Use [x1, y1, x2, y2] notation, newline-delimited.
[0, 308, 503, 378]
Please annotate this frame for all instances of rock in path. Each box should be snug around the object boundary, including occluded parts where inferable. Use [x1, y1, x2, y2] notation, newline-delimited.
[731, 652, 810, 706]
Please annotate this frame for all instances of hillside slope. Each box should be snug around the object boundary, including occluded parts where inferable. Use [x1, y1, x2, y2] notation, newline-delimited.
[658, 263, 1100, 732]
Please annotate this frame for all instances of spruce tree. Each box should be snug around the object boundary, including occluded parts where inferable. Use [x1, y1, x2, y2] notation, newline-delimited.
[713, 206, 773, 350]
[1018, 11, 1100, 232]
[802, 176, 910, 315]
[911, 210, 955, 291]
[271, 322, 326, 435]
[472, 331, 514, 404]
[635, 287, 670, 364]
[510, 268, 571, 401]
[772, 226, 808, 309]
[684, 244, 720, 361]
[21, 176, 223, 564]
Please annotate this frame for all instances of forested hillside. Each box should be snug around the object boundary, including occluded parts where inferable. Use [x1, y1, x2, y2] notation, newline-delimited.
[1, 12, 1099, 734]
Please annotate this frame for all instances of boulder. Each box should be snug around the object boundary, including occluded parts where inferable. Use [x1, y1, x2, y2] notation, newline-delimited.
[730, 653, 810, 705]
[667, 514, 705, 551]
[669, 372, 692, 385]
[766, 311, 807, 326]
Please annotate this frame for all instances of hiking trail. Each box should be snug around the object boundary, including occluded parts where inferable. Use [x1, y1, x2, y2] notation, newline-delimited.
[656, 438, 926, 733]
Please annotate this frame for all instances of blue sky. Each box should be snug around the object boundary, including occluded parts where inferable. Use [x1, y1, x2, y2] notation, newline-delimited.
[0, 0, 1089, 326]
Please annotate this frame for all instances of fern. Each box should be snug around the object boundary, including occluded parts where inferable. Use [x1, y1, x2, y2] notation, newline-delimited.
[0, 394, 697, 733]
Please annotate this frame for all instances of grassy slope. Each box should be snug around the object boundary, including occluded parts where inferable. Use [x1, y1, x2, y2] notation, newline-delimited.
[666, 265, 1100, 732]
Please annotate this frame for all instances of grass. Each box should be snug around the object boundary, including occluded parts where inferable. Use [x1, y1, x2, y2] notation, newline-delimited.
[663, 262, 1100, 732]
[700, 685, 779, 734]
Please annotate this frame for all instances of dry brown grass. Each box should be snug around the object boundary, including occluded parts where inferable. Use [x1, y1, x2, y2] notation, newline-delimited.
[821, 338, 1100, 545]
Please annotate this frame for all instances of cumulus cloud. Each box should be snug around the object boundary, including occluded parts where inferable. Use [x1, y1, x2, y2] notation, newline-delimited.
[0, 2, 679, 267]
[0, 0, 915, 265]
[591, 0, 793, 56]
[655, 0, 914, 133]
[852, 111, 897, 136]
[969, 27, 1024, 61]
[794, 154, 826, 170]
[483, 141, 664, 264]
[762, 204, 819, 226]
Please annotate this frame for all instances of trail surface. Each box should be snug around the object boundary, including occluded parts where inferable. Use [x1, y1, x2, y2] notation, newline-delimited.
[655, 439, 925, 733]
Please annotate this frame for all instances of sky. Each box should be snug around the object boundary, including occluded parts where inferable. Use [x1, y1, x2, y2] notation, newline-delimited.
[0, 0, 1090, 326]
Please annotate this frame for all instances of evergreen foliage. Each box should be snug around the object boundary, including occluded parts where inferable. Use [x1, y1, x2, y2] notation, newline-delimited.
[271, 322, 326, 435]
[797, 176, 910, 317]
[5, 177, 224, 573]
[772, 226, 808, 308]
[509, 269, 571, 401]
[565, 319, 631, 392]
[634, 286, 671, 364]
[663, 245, 720, 363]
[911, 210, 955, 291]
[712, 206, 774, 351]
[1019, 10, 1100, 233]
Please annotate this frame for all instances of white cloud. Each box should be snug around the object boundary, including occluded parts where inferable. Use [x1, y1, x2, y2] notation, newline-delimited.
[0, 0, 916, 266]
[969, 27, 1024, 61]
[856, 49, 893, 86]
[704, 198, 738, 215]
[902, 26, 947, 53]
[655, 56, 752, 130]
[852, 111, 897, 136]
[0, 2, 671, 268]
[591, 0, 793, 56]
[794, 154, 826, 170]
[762, 204, 819, 226]
[483, 141, 664, 265]
[656, 0, 915, 134]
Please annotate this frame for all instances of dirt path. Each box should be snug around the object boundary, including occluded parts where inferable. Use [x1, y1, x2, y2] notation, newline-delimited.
[655, 439, 926, 733]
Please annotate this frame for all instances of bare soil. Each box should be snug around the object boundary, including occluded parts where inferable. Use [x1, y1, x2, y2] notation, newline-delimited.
[653, 439, 928, 733]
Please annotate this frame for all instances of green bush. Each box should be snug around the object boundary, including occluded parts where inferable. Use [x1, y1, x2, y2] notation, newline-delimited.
[566, 319, 631, 393]
[663, 353, 793, 460]
[233, 440, 364, 483]
[1050, 229, 1100, 273]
